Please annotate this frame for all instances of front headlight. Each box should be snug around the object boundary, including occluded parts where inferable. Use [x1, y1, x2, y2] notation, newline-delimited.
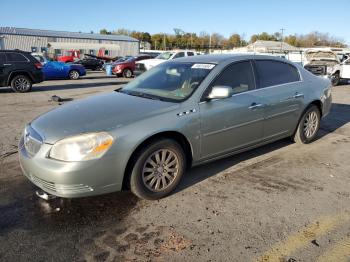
[49, 132, 114, 162]
[326, 66, 333, 74]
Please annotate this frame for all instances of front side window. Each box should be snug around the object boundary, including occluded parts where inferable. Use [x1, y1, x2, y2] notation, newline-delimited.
[119, 62, 215, 102]
[255, 60, 300, 88]
[6, 53, 28, 62]
[173, 52, 185, 59]
[210, 61, 255, 95]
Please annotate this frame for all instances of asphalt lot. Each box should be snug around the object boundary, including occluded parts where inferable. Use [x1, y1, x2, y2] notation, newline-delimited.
[0, 71, 350, 262]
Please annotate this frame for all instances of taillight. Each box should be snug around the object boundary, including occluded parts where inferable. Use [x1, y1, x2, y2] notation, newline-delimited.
[34, 62, 43, 69]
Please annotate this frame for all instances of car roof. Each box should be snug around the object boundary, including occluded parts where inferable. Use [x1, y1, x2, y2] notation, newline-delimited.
[170, 54, 291, 64]
[0, 49, 31, 54]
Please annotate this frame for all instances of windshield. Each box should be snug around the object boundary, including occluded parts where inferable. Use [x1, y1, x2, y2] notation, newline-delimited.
[119, 62, 215, 102]
[156, 52, 175, 60]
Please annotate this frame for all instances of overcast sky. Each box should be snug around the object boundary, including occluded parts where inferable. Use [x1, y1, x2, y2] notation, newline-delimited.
[1, 0, 349, 45]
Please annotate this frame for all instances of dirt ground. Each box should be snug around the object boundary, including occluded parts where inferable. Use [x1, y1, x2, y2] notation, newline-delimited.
[0, 72, 350, 262]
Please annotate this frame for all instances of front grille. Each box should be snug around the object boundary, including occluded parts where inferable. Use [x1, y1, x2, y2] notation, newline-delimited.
[304, 65, 327, 76]
[24, 125, 43, 157]
[29, 173, 93, 194]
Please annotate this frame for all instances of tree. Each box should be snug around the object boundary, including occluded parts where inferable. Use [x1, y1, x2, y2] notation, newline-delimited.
[99, 29, 111, 35]
[227, 34, 242, 48]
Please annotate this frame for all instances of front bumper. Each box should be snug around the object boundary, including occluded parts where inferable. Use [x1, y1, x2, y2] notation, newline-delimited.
[18, 136, 124, 198]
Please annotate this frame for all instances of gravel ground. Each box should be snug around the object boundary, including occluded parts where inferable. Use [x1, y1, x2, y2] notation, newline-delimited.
[0, 72, 349, 262]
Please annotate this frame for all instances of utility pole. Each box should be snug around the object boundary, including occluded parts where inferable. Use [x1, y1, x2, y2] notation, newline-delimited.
[163, 34, 166, 50]
[209, 34, 212, 53]
[280, 28, 285, 52]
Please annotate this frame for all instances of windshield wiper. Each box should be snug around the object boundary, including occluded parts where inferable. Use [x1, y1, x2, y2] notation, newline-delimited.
[121, 90, 164, 101]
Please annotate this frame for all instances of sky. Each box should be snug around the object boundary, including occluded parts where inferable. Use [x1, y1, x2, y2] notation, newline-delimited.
[1, 0, 349, 45]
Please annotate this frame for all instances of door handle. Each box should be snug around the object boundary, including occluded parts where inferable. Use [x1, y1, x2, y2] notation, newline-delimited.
[249, 103, 265, 110]
[4, 64, 12, 66]
[293, 93, 304, 99]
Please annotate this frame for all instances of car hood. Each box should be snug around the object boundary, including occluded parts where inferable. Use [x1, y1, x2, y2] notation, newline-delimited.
[136, 59, 167, 68]
[31, 92, 179, 144]
[305, 51, 339, 63]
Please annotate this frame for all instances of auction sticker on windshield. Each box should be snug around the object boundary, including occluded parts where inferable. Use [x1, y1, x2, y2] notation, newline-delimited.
[191, 64, 216, 69]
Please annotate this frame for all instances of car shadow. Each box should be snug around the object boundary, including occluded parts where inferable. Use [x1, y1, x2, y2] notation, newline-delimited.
[0, 81, 129, 93]
[318, 102, 350, 138]
[176, 102, 350, 194]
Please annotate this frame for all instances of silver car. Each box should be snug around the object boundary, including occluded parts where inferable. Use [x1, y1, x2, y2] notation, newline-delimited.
[19, 54, 332, 200]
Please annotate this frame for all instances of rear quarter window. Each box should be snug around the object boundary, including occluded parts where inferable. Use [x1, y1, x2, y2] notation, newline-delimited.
[6, 53, 29, 62]
[255, 60, 300, 88]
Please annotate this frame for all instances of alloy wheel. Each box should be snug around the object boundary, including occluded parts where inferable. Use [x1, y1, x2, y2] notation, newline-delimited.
[303, 111, 318, 138]
[14, 77, 30, 91]
[142, 149, 179, 192]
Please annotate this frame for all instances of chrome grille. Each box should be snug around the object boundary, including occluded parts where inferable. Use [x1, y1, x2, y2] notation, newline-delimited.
[24, 125, 43, 157]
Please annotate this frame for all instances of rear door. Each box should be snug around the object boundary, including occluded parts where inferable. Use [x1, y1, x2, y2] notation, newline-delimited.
[341, 59, 350, 79]
[0, 53, 6, 86]
[199, 61, 265, 159]
[254, 60, 303, 140]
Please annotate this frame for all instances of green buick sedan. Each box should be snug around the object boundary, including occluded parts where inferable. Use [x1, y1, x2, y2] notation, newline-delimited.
[19, 54, 332, 200]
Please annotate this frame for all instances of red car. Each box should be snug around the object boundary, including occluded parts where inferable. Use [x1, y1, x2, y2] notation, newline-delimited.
[112, 55, 153, 78]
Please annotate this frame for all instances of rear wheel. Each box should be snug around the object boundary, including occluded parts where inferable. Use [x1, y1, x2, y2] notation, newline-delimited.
[69, 70, 80, 80]
[11, 75, 32, 93]
[130, 139, 186, 200]
[123, 68, 133, 78]
[293, 105, 320, 144]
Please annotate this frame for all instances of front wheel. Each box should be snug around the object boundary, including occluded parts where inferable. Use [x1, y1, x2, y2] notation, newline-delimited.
[130, 139, 186, 200]
[331, 72, 340, 86]
[11, 75, 32, 93]
[293, 105, 321, 144]
[69, 70, 80, 80]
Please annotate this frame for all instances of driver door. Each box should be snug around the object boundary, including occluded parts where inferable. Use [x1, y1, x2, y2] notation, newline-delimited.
[199, 61, 265, 159]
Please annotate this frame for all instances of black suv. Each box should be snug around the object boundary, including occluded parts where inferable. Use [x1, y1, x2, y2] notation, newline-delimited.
[0, 50, 44, 92]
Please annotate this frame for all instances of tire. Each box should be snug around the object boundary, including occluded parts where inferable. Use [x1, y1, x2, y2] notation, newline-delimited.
[293, 105, 321, 144]
[130, 139, 186, 200]
[332, 72, 340, 86]
[69, 70, 80, 80]
[122, 68, 133, 78]
[11, 75, 32, 93]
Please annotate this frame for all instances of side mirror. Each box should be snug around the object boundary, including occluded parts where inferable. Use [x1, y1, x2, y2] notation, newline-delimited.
[207, 86, 231, 100]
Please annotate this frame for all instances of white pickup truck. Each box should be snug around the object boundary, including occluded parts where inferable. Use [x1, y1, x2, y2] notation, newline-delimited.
[303, 49, 350, 86]
[135, 50, 197, 75]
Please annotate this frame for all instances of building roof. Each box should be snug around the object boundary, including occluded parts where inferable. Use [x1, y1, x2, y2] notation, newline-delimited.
[246, 40, 300, 52]
[0, 27, 139, 42]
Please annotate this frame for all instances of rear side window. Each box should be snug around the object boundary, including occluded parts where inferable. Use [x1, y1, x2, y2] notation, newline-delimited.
[187, 52, 194, 56]
[210, 61, 255, 95]
[0, 53, 6, 63]
[255, 60, 300, 88]
[6, 53, 28, 62]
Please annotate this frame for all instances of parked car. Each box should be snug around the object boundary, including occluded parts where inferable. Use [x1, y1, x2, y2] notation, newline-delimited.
[134, 50, 197, 75]
[112, 55, 153, 77]
[0, 50, 43, 92]
[31, 52, 49, 65]
[42, 61, 86, 80]
[19, 54, 332, 200]
[73, 58, 104, 71]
